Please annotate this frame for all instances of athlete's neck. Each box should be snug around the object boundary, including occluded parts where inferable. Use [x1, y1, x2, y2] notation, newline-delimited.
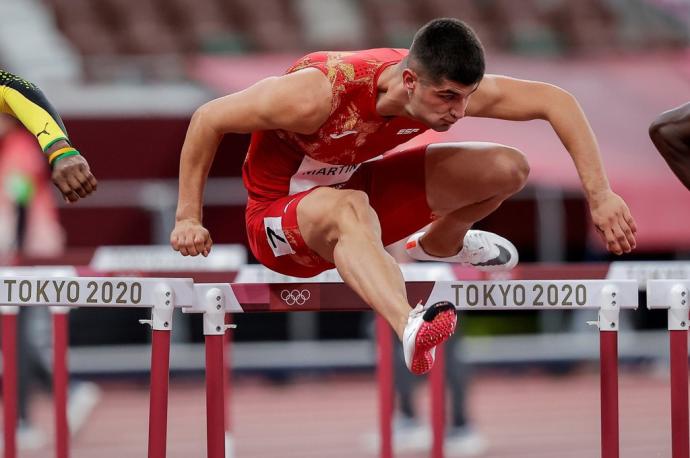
[376, 62, 409, 118]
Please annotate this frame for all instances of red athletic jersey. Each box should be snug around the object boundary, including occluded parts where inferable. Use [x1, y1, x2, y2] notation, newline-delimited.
[242, 48, 429, 216]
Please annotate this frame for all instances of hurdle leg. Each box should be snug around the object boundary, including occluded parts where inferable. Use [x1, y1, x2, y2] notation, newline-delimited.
[206, 334, 225, 458]
[203, 287, 229, 458]
[670, 330, 689, 458]
[224, 313, 234, 458]
[376, 316, 394, 458]
[52, 307, 70, 458]
[430, 342, 446, 458]
[142, 286, 175, 458]
[667, 285, 690, 458]
[598, 285, 620, 458]
[599, 330, 619, 458]
[1, 306, 19, 458]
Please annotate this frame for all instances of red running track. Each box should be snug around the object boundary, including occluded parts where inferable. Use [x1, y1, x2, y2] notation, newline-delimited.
[8, 369, 679, 458]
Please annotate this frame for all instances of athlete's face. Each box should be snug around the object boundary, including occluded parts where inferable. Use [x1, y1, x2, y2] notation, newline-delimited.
[403, 70, 480, 132]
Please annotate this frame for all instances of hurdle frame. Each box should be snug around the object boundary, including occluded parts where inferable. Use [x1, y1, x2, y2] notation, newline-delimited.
[0, 276, 196, 458]
[198, 278, 637, 458]
[379, 281, 630, 458]
[198, 286, 233, 458]
[51, 306, 70, 458]
[648, 280, 690, 458]
[1, 306, 19, 458]
[139, 283, 177, 458]
[3, 272, 678, 458]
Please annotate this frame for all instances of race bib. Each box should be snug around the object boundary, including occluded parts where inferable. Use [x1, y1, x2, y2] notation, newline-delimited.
[288, 155, 362, 195]
[263, 216, 296, 257]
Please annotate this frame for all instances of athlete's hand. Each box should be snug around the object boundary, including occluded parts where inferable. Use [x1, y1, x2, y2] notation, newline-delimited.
[589, 190, 637, 255]
[170, 218, 213, 256]
[52, 155, 98, 203]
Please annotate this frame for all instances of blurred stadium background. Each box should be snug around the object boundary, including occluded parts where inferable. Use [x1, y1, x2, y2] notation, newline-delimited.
[1, 0, 690, 456]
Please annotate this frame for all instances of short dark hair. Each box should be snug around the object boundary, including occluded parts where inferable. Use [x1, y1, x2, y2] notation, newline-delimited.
[408, 18, 485, 86]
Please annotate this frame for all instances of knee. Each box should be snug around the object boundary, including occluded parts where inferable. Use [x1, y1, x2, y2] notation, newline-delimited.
[492, 146, 530, 194]
[334, 190, 379, 232]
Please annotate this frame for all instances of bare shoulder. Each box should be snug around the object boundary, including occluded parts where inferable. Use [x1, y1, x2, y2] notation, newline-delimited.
[257, 68, 332, 134]
[650, 102, 690, 139]
[466, 74, 506, 116]
[655, 102, 690, 125]
[468, 74, 514, 105]
[474, 74, 545, 97]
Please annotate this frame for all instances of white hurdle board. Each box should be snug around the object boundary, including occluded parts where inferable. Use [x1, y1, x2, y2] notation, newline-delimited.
[428, 280, 638, 310]
[90, 244, 247, 271]
[234, 263, 456, 283]
[192, 279, 638, 330]
[0, 266, 79, 315]
[0, 266, 77, 277]
[0, 276, 195, 308]
[608, 261, 690, 290]
[647, 279, 690, 330]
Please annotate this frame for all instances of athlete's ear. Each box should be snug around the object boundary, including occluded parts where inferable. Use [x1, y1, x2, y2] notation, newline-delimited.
[402, 68, 418, 93]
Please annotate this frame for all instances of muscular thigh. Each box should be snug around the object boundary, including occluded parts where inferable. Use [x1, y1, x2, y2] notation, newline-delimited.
[248, 185, 376, 277]
[424, 142, 528, 214]
[246, 188, 337, 278]
[343, 144, 434, 247]
[246, 142, 520, 276]
[295, 146, 432, 259]
[341, 141, 524, 246]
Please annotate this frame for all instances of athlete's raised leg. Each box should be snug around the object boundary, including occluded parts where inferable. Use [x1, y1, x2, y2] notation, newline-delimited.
[400, 142, 528, 270]
[296, 187, 456, 374]
[298, 188, 410, 336]
[421, 142, 529, 255]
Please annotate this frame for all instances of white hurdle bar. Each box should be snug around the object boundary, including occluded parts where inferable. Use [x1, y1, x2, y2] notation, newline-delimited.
[647, 280, 690, 458]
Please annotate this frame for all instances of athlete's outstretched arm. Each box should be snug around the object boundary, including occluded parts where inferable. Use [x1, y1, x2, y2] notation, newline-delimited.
[649, 102, 690, 190]
[172, 68, 332, 256]
[467, 75, 636, 255]
[0, 70, 97, 203]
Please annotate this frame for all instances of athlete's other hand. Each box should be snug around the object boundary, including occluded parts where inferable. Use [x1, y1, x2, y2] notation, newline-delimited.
[171, 218, 213, 256]
[589, 190, 637, 255]
[52, 155, 98, 203]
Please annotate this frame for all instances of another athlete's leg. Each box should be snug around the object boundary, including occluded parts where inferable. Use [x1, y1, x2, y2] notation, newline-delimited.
[297, 187, 410, 338]
[420, 142, 529, 257]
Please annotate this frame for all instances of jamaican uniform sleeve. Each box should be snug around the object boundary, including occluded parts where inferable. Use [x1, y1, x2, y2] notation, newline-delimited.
[0, 70, 70, 152]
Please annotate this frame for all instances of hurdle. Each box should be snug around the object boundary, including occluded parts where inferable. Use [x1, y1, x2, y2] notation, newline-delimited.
[0, 276, 196, 458]
[192, 278, 638, 458]
[647, 279, 690, 458]
[0, 273, 651, 457]
[87, 243, 247, 458]
[0, 266, 77, 458]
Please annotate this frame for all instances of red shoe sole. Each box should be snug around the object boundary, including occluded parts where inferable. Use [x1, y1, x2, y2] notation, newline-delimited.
[410, 308, 457, 375]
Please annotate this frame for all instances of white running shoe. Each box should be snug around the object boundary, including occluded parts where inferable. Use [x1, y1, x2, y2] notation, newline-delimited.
[68, 381, 102, 434]
[445, 426, 489, 456]
[405, 230, 518, 272]
[359, 415, 431, 453]
[403, 301, 457, 375]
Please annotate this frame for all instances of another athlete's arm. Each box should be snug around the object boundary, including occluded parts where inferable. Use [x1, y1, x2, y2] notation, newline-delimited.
[467, 74, 636, 255]
[649, 102, 690, 190]
[172, 68, 332, 256]
[0, 70, 97, 202]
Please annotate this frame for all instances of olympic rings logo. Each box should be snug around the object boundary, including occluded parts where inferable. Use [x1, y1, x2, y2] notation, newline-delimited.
[280, 289, 311, 306]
